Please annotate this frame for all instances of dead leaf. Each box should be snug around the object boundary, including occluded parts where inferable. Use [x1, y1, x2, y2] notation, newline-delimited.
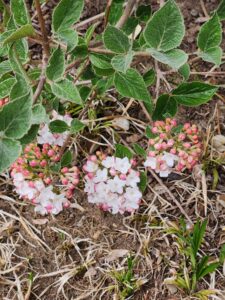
[84, 267, 97, 277]
[104, 249, 129, 262]
[112, 117, 130, 131]
[32, 218, 49, 225]
[212, 135, 225, 152]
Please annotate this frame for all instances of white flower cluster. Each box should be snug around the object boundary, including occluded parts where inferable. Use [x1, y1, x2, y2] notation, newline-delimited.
[12, 173, 69, 215]
[37, 111, 72, 146]
[83, 155, 142, 214]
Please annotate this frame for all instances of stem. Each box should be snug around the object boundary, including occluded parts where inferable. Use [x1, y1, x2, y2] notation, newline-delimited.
[88, 47, 150, 57]
[34, 0, 50, 56]
[116, 0, 137, 29]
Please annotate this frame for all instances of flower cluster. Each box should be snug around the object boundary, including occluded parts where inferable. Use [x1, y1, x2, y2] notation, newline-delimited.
[37, 110, 72, 146]
[83, 152, 142, 214]
[11, 143, 80, 215]
[0, 97, 9, 107]
[144, 118, 202, 177]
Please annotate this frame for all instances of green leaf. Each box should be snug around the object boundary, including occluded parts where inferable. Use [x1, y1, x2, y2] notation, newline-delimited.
[178, 63, 190, 81]
[46, 48, 65, 81]
[198, 14, 222, 52]
[89, 53, 113, 69]
[0, 138, 21, 173]
[148, 48, 188, 70]
[103, 25, 131, 54]
[122, 17, 138, 35]
[3, 24, 34, 45]
[0, 92, 32, 139]
[115, 144, 133, 159]
[152, 94, 178, 120]
[52, 0, 84, 32]
[51, 79, 82, 104]
[57, 28, 78, 52]
[108, 1, 123, 25]
[146, 125, 157, 139]
[49, 120, 69, 133]
[219, 244, 225, 264]
[92, 66, 114, 77]
[31, 104, 47, 125]
[0, 78, 16, 98]
[172, 82, 217, 106]
[200, 47, 222, 66]
[139, 171, 147, 193]
[133, 144, 146, 158]
[10, 73, 30, 101]
[70, 118, 85, 133]
[217, 0, 225, 20]
[85, 23, 98, 45]
[143, 69, 156, 87]
[111, 51, 133, 73]
[11, 0, 30, 26]
[191, 219, 207, 256]
[0, 60, 12, 77]
[19, 124, 39, 146]
[114, 68, 152, 107]
[197, 263, 219, 280]
[136, 4, 151, 22]
[61, 150, 72, 167]
[144, 0, 185, 51]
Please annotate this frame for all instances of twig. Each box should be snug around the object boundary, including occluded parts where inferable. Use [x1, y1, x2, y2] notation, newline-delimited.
[89, 47, 150, 57]
[104, 0, 113, 28]
[149, 169, 193, 225]
[74, 12, 105, 29]
[116, 0, 137, 29]
[200, 0, 209, 18]
[33, 0, 50, 103]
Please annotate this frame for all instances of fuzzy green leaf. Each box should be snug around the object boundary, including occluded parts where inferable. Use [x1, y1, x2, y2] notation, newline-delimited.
[114, 68, 152, 108]
[115, 144, 133, 159]
[200, 47, 222, 66]
[31, 104, 47, 125]
[172, 82, 217, 106]
[0, 60, 12, 77]
[111, 51, 133, 73]
[52, 0, 84, 32]
[0, 92, 32, 139]
[11, 0, 30, 26]
[178, 63, 190, 81]
[0, 78, 16, 98]
[49, 120, 69, 133]
[217, 0, 225, 20]
[152, 94, 178, 120]
[57, 28, 78, 52]
[70, 118, 85, 133]
[103, 25, 131, 54]
[46, 48, 65, 81]
[0, 138, 21, 173]
[144, 0, 185, 51]
[148, 48, 188, 70]
[61, 150, 72, 167]
[89, 53, 113, 69]
[143, 69, 156, 87]
[3, 24, 34, 45]
[51, 79, 82, 104]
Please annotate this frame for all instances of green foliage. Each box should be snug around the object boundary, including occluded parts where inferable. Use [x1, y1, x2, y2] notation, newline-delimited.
[46, 48, 65, 81]
[197, 14, 222, 65]
[152, 94, 178, 120]
[11, 0, 30, 26]
[51, 79, 83, 104]
[111, 51, 133, 73]
[144, 0, 185, 52]
[115, 144, 133, 159]
[57, 29, 78, 53]
[0, 78, 16, 98]
[3, 24, 34, 45]
[166, 219, 223, 295]
[70, 119, 85, 133]
[103, 25, 131, 54]
[52, 0, 84, 32]
[217, 0, 225, 20]
[49, 120, 69, 133]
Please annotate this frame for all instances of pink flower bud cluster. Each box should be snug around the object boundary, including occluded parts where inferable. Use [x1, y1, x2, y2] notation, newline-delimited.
[144, 118, 202, 177]
[0, 97, 9, 107]
[11, 143, 80, 215]
[83, 152, 142, 214]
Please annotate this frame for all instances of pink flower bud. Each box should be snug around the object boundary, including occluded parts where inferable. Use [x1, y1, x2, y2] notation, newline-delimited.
[62, 178, 69, 185]
[109, 168, 116, 176]
[46, 204, 53, 212]
[154, 143, 162, 150]
[152, 127, 158, 134]
[170, 148, 176, 154]
[178, 133, 185, 141]
[148, 151, 156, 157]
[38, 172, 44, 178]
[130, 159, 137, 166]
[83, 164, 87, 172]
[165, 125, 171, 132]
[167, 139, 174, 147]
[72, 178, 79, 185]
[47, 149, 54, 157]
[184, 123, 191, 130]
[22, 170, 30, 176]
[28, 181, 35, 188]
[61, 167, 69, 174]
[171, 119, 177, 126]
[87, 172, 94, 179]
[183, 143, 191, 149]
[149, 139, 155, 145]
[160, 133, 167, 139]
[66, 190, 73, 199]
[186, 129, 192, 135]
[44, 177, 52, 185]
[30, 160, 37, 167]
[90, 155, 97, 162]
[120, 174, 126, 180]
[161, 142, 168, 150]
[40, 160, 47, 167]
[63, 202, 70, 208]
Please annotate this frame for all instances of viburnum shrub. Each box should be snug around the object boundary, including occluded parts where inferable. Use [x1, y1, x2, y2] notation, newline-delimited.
[83, 152, 142, 214]
[144, 118, 202, 177]
[0, 0, 224, 216]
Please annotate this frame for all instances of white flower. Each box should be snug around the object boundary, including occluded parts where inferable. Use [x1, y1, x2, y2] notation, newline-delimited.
[95, 182, 109, 194]
[158, 169, 171, 177]
[126, 170, 140, 187]
[36, 186, 55, 204]
[124, 187, 142, 203]
[144, 157, 157, 169]
[85, 161, 98, 173]
[114, 157, 131, 174]
[37, 124, 55, 145]
[93, 168, 108, 183]
[108, 175, 126, 194]
[84, 178, 95, 194]
[105, 193, 121, 214]
[162, 152, 178, 168]
[13, 173, 25, 184]
[102, 156, 115, 169]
